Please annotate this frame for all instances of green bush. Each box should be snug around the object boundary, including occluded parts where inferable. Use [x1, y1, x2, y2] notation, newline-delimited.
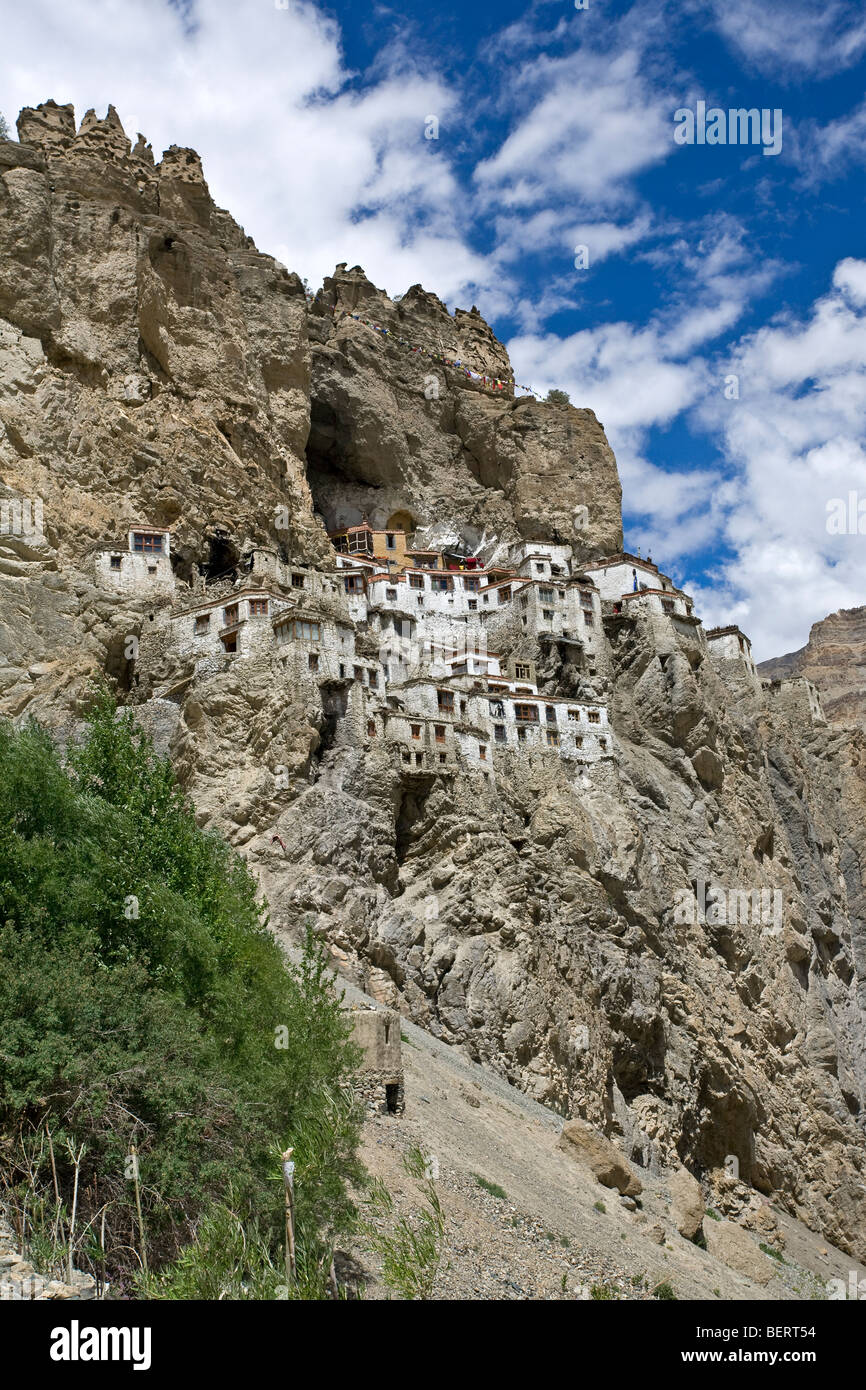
[0, 694, 363, 1296]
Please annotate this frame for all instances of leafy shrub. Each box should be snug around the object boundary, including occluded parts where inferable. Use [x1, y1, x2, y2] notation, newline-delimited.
[0, 694, 363, 1296]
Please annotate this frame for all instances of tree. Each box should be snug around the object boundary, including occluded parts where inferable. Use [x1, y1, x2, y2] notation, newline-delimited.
[0, 114, 10, 141]
[546, 388, 571, 404]
[0, 692, 363, 1296]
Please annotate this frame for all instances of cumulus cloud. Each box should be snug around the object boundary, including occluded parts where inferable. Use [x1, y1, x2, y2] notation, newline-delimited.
[693, 259, 866, 657]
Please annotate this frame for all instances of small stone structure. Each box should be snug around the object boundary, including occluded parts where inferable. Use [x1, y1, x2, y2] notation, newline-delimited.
[349, 1004, 405, 1114]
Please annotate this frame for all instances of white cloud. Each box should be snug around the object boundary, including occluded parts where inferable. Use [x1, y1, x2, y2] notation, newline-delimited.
[789, 98, 866, 188]
[693, 260, 866, 657]
[703, 0, 866, 80]
[474, 46, 673, 211]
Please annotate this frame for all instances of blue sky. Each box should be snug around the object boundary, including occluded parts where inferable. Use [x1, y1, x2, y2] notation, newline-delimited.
[2, 0, 866, 657]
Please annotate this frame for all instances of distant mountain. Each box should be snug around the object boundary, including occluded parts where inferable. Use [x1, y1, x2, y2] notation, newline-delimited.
[759, 606, 866, 728]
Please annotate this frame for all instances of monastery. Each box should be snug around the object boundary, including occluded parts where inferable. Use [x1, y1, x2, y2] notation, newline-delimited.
[95, 519, 825, 785]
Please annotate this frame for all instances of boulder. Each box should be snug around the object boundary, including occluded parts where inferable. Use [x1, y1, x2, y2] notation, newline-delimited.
[670, 1166, 704, 1240]
[558, 1119, 643, 1197]
[704, 1219, 773, 1286]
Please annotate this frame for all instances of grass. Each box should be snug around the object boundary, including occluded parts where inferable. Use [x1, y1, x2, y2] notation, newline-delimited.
[593, 1200, 606, 1213]
[653, 1280, 677, 1300]
[472, 1174, 507, 1201]
[759, 1242, 786, 1264]
[705, 1207, 721, 1221]
[590, 1282, 618, 1300]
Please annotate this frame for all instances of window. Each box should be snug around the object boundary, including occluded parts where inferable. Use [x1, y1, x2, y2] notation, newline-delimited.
[339, 663, 345, 678]
[368, 670, 378, 689]
[545, 706, 557, 723]
[520, 597, 528, 610]
[494, 724, 506, 743]
[574, 735, 584, 749]
[110, 555, 121, 570]
[434, 725, 445, 743]
[415, 752, 423, 766]
[583, 611, 594, 625]
[468, 599, 477, 610]
[482, 594, 489, 604]
[308, 653, 319, 672]
[386, 587, 397, 601]
[295, 620, 320, 641]
[347, 529, 373, 555]
[367, 720, 376, 737]
[517, 726, 526, 742]
[568, 708, 581, 722]
[224, 604, 239, 626]
[249, 599, 269, 616]
[409, 573, 424, 589]
[402, 750, 411, 763]
[437, 690, 454, 712]
[221, 633, 237, 653]
[386, 533, 396, 550]
[546, 730, 560, 747]
[148, 565, 157, 575]
[354, 666, 364, 682]
[539, 587, 554, 603]
[411, 724, 421, 740]
[489, 699, 505, 718]
[514, 703, 538, 723]
[543, 609, 554, 621]
[535, 563, 546, 573]
[344, 575, 363, 594]
[662, 599, 674, 615]
[479, 744, 487, 761]
[599, 737, 608, 750]
[439, 753, 447, 765]
[514, 663, 531, 680]
[291, 573, 305, 588]
[580, 589, 593, 608]
[132, 531, 164, 553]
[498, 587, 511, 604]
[432, 576, 451, 592]
[464, 577, 480, 591]
[195, 615, 210, 635]
[588, 709, 600, 724]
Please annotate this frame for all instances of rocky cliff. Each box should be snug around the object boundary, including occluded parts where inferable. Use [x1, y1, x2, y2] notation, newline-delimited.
[759, 606, 866, 730]
[2, 102, 865, 1263]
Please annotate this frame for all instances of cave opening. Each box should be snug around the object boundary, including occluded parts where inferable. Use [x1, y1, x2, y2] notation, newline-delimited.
[202, 533, 240, 584]
[395, 781, 434, 865]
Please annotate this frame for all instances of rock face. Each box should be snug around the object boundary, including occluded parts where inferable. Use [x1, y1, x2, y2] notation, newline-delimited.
[759, 607, 866, 729]
[306, 264, 622, 557]
[0, 99, 325, 724]
[2, 102, 866, 1264]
